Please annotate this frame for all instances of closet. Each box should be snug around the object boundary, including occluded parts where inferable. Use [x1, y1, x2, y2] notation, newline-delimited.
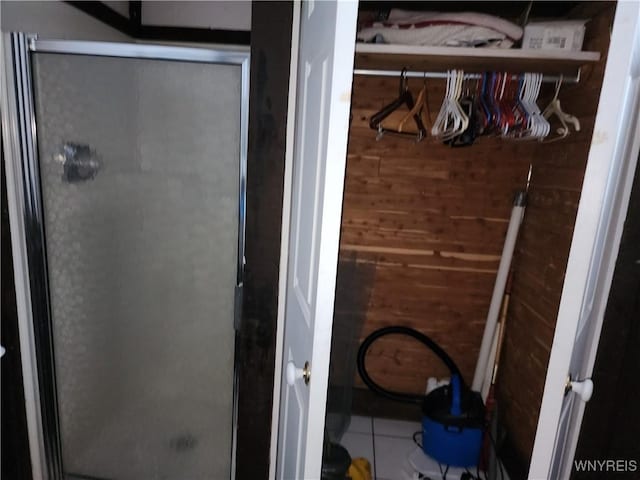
[327, 2, 617, 477]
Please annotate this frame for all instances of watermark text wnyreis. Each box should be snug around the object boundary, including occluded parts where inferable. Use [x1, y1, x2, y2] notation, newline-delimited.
[574, 459, 638, 473]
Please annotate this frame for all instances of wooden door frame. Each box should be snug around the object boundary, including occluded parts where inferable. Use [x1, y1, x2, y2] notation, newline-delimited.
[235, 2, 294, 479]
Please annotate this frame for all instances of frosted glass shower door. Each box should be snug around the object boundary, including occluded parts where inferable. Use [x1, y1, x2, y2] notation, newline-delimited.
[30, 50, 244, 480]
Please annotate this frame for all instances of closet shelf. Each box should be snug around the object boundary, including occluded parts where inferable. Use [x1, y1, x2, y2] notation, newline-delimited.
[355, 44, 601, 77]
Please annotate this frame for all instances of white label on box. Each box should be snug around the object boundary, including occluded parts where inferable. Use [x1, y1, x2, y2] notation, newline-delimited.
[542, 27, 574, 50]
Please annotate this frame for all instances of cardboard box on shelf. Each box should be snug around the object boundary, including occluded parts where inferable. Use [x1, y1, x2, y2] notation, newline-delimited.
[522, 20, 587, 51]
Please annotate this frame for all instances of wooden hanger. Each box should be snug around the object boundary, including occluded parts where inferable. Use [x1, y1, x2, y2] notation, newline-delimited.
[369, 69, 427, 141]
[396, 83, 428, 136]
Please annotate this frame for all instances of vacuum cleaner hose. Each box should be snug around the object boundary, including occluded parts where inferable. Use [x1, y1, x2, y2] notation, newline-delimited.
[356, 326, 463, 404]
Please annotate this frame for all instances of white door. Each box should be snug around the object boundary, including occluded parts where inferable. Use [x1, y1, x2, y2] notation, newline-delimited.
[276, 1, 358, 480]
[529, 4, 640, 479]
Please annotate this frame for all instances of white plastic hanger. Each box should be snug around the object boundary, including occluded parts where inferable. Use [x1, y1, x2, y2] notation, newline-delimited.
[431, 69, 469, 141]
[541, 75, 580, 142]
[529, 73, 549, 139]
[511, 72, 549, 141]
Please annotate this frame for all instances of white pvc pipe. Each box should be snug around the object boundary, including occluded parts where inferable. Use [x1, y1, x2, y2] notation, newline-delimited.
[481, 323, 500, 401]
[472, 192, 526, 392]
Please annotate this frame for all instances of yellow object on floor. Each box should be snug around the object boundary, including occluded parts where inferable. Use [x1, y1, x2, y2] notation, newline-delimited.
[347, 457, 372, 480]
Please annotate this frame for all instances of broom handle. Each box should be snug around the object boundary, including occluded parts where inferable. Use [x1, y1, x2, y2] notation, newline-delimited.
[492, 272, 512, 384]
[481, 271, 512, 401]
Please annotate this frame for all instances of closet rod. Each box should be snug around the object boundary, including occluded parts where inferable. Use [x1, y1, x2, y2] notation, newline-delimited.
[353, 68, 580, 84]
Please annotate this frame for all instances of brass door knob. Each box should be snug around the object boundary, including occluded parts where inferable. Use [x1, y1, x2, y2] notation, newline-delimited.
[286, 361, 311, 386]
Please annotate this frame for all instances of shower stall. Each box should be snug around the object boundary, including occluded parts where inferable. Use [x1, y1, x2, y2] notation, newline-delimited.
[2, 34, 249, 480]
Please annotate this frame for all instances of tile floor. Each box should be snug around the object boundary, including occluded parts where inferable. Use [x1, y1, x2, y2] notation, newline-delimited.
[340, 416, 470, 480]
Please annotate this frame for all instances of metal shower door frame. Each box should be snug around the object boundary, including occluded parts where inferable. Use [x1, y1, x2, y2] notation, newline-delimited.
[1, 32, 249, 480]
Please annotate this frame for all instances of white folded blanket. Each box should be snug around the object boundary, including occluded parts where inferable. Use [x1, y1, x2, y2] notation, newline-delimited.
[358, 10, 523, 48]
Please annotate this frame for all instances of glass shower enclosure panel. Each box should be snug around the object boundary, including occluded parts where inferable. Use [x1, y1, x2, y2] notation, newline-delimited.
[30, 50, 243, 479]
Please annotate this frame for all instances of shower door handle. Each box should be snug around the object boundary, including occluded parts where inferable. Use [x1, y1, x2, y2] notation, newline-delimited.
[54, 142, 100, 183]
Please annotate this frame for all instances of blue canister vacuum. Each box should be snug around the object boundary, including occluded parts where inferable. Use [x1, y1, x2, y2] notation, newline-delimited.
[357, 326, 485, 468]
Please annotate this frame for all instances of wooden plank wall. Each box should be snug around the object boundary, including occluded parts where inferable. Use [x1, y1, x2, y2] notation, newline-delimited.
[496, 2, 615, 473]
[340, 77, 535, 396]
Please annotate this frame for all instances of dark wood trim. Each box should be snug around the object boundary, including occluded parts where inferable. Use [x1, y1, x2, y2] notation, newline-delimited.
[129, 1, 142, 35]
[66, 1, 251, 46]
[136, 25, 250, 46]
[65, 1, 133, 36]
[498, 433, 529, 480]
[235, 2, 293, 478]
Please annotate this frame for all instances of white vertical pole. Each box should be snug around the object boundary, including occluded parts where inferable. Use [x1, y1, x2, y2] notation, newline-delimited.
[472, 192, 526, 392]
